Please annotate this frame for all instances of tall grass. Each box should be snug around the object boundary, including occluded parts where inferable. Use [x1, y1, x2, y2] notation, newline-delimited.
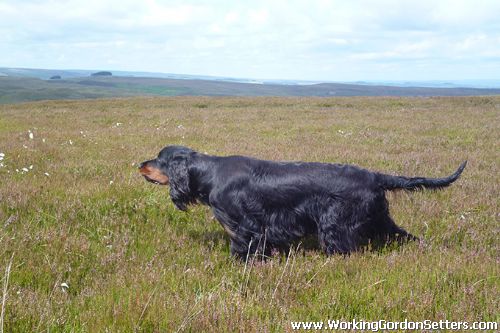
[0, 96, 498, 331]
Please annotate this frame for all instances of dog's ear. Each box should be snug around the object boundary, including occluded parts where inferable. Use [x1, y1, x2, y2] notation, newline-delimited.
[166, 154, 193, 211]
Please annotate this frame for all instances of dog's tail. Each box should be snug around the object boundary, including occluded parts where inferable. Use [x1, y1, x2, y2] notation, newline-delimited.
[376, 161, 467, 191]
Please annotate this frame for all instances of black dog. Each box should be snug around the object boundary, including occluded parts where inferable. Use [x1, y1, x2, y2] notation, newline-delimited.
[140, 145, 466, 260]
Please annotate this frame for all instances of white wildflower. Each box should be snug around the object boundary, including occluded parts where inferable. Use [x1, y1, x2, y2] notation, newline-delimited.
[177, 124, 185, 129]
[44, 172, 50, 177]
[23, 144, 28, 149]
[29, 165, 33, 170]
[15, 169, 19, 172]
[69, 140, 73, 145]
[337, 129, 352, 137]
[42, 138, 46, 143]
[60, 282, 69, 291]
[29, 130, 34, 139]
[109, 180, 114, 185]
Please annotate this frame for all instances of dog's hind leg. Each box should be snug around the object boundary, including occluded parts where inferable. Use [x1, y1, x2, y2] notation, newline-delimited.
[368, 193, 419, 245]
[386, 221, 419, 243]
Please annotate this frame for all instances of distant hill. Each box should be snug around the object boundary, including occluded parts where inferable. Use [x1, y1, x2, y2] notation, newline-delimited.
[0, 67, 261, 83]
[91, 71, 112, 77]
[0, 68, 93, 80]
[2, 67, 500, 88]
[1, 72, 500, 104]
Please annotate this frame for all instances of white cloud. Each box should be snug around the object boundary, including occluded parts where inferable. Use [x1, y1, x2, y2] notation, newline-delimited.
[0, 0, 499, 80]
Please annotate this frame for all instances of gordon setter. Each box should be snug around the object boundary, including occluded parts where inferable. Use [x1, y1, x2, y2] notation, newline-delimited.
[139, 145, 466, 260]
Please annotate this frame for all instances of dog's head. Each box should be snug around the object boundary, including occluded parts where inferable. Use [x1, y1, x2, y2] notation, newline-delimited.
[139, 145, 195, 211]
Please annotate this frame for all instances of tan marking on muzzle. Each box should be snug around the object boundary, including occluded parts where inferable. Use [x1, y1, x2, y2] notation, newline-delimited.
[139, 165, 169, 185]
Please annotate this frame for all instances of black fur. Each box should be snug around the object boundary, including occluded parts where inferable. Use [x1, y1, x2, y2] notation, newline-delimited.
[140, 145, 466, 260]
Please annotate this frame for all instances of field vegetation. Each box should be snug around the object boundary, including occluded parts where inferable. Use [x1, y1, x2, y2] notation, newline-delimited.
[0, 96, 498, 331]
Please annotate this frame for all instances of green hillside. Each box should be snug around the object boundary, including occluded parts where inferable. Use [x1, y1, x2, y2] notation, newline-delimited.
[2, 76, 500, 104]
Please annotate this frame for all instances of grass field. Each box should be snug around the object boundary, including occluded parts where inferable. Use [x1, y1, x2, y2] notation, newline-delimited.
[0, 96, 498, 332]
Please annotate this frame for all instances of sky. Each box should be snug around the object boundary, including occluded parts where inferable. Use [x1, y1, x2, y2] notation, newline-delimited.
[1, 0, 500, 81]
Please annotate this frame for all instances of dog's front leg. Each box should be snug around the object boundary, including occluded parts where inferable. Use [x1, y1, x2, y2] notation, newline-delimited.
[211, 207, 266, 260]
[229, 229, 268, 261]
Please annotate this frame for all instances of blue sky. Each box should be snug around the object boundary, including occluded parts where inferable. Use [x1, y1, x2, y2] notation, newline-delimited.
[1, 0, 499, 81]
